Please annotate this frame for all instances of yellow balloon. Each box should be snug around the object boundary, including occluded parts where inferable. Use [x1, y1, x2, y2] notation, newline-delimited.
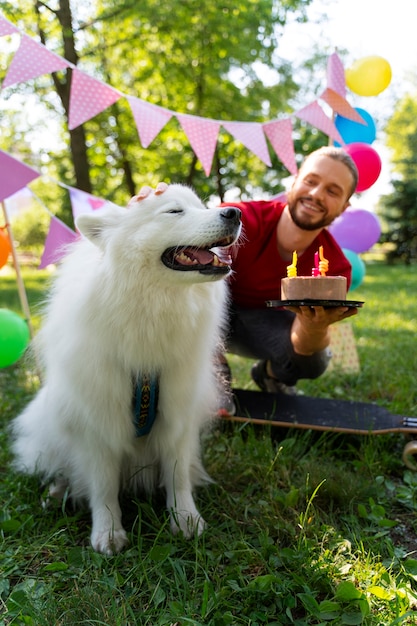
[346, 56, 392, 96]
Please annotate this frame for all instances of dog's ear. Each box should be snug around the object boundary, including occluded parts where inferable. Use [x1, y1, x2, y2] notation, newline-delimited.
[76, 212, 121, 246]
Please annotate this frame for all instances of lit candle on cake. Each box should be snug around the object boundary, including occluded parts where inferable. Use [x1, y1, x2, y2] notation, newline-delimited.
[281, 245, 347, 302]
[287, 251, 297, 277]
[312, 252, 320, 276]
[318, 245, 329, 276]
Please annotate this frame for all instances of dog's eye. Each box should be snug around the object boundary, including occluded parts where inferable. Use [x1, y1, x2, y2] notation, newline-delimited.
[167, 208, 183, 214]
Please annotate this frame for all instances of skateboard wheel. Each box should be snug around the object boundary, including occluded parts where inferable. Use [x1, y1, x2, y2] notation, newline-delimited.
[402, 440, 417, 471]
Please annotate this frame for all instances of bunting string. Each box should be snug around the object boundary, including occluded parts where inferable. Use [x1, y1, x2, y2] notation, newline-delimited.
[0, 13, 363, 178]
[0, 12, 366, 274]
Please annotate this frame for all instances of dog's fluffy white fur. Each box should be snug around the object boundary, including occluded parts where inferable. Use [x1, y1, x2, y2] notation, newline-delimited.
[11, 185, 241, 554]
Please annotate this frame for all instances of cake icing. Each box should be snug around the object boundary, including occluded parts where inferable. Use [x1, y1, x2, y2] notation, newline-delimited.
[281, 275, 347, 301]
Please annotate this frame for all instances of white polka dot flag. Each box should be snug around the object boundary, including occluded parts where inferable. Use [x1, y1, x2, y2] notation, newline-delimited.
[127, 96, 173, 148]
[0, 14, 18, 36]
[0, 150, 40, 202]
[262, 118, 298, 175]
[177, 114, 220, 176]
[326, 52, 346, 98]
[320, 88, 366, 124]
[2, 34, 71, 89]
[222, 121, 272, 167]
[68, 68, 122, 130]
[295, 101, 344, 146]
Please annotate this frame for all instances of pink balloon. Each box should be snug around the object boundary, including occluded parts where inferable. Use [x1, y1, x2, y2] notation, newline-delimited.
[329, 208, 381, 253]
[344, 142, 382, 192]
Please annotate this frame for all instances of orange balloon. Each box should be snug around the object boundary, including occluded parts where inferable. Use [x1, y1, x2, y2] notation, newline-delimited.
[0, 229, 11, 269]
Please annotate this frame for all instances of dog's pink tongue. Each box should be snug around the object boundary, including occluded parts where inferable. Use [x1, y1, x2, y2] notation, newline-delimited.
[180, 247, 214, 265]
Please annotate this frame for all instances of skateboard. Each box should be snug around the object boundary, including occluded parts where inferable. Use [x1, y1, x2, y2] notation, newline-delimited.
[223, 388, 417, 470]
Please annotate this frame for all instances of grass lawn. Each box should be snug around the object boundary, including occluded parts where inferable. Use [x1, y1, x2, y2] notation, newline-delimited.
[1, 261, 417, 625]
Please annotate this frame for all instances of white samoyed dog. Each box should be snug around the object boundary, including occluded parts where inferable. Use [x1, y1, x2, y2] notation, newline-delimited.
[11, 184, 241, 555]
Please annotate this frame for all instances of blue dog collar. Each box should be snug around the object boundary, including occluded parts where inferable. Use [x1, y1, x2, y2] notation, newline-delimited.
[132, 374, 159, 437]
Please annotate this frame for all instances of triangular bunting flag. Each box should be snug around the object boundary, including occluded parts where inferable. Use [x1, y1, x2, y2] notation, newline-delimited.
[68, 187, 107, 220]
[271, 191, 287, 202]
[222, 121, 272, 166]
[2, 34, 71, 89]
[127, 97, 173, 148]
[68, 68, 122, 130]
[0, 15, 19, 36]
[0, 150, 40, 201]
[320, 87, 366, 125]
[320, 88, 366, 124]
[327, 52, 346, 97]
[294, 101, 344, 145]
[263, 118, 297, 175]
[177, 114, 220, 176]
[3, 187, 34, 218]
[39, 215, 78, 269]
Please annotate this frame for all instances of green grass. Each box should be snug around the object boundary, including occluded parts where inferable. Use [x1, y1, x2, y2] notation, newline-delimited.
[1, 263, 417, 625]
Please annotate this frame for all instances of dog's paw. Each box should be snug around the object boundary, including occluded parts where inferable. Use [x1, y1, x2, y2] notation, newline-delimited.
[91, 527, 129, 555]
[170, 511, 207, 538]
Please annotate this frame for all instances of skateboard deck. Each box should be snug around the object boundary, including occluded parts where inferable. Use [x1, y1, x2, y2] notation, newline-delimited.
[223, 389, 417, 469]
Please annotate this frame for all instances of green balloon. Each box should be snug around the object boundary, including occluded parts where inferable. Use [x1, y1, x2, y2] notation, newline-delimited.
[342, 249, 366, 292]
[0, 309, 30, 368]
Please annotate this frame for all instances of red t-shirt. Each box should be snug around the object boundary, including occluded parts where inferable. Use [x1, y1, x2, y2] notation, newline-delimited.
[223, 200, 352, 309]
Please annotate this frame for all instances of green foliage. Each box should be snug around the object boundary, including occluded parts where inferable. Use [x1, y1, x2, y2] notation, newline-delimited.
[380, 91, 417, 264]
[379, 179, 417, 264]
[9, 206, 50, 249]
[385, 93, 417, 181]
[1, 262, 417, 624]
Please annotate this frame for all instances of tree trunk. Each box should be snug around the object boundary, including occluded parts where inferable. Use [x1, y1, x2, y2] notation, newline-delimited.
[35, 0, 92, 193]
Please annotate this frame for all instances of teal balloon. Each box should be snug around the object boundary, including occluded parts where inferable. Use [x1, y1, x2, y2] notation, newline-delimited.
[335, 107, 376, 145]
[342, 249, 365, 292]
[0, 309, 30, 368]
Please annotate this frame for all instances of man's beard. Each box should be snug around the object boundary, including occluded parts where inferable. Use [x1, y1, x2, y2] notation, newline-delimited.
[288, 197, 333, 231]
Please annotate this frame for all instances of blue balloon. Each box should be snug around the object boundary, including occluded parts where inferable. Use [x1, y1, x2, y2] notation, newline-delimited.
[342, 249, 366, 292]
[335, 107, 376, 145]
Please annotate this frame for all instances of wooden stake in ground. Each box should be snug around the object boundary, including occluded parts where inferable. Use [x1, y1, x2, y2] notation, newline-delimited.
[1, 199, 36, 341]
[1, 199, 44, 381]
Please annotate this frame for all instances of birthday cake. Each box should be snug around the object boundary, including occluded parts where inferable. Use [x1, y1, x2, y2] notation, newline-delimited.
[281, 275, 347, 301]
[281, 246, 347, 301]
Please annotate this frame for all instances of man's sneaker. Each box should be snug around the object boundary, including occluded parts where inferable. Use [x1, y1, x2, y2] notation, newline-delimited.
[217, 360, 236, 416]
[251, 360, 297, 395]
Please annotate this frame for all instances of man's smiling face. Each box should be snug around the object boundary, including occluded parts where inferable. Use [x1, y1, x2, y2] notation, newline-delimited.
[287, 154, 354, 231]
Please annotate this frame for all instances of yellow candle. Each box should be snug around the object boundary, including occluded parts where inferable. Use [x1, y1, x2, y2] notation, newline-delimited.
[318, 245, 329, 276]
[287, 250, 297, 277]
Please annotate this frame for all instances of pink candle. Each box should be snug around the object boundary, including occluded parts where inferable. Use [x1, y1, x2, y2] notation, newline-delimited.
[312, 251, 320, 276]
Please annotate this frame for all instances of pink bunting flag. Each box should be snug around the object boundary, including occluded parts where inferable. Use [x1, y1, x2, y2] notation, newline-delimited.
[177, 114, 220, 176]
[68, 68, 122, 130]
[327, 52, 346, 97]
[0, 15, 19, 36]
[69, 187, 106, 220]
[39, 215, 78, 269]
[294, 101, 344, 146]
[222, 121, 272, 167]
[320, 88, 366, 124]
[271, 191, 287, 202]
[2, 34, 71, 89]
[262, 118, 297, 175]
[0, 150, 40, 202]
[127, 97, 173, 148]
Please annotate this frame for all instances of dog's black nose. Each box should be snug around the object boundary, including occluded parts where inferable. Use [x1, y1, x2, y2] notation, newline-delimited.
[220, 207, 241, 225]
